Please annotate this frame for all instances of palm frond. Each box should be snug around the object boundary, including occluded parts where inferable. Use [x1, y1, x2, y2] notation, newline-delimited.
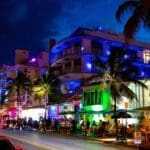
[143, 12, 150, 28]
[34, 72, 60, 97]
[117, 63, 139, 80]
[110, 82, 121, 100]
[123, 12, 141, 41]
[120, 83, 138, 100]
[92, 55, 107, 72]
[116, 0, 139, 22]
[127, 79, 148, 89]
[141, 0, 150, 9]
[107, 47, 126, 74]
[7, 85, 17, 96]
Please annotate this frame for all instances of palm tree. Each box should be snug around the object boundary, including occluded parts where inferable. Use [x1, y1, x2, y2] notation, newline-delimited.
[34, 71, 60, 119]
[7, 71, 32, 115]
[0, 77, 14, 108]
[34, 92, 44, 106]
[87, 47, 147, 138]
[116, 0, 150, 41]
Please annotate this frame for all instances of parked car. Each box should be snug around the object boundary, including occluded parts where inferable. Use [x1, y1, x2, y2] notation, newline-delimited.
[0, 136, 23, 150]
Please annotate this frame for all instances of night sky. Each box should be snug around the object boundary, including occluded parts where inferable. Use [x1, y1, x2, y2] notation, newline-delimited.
[0, 0, 149, 66]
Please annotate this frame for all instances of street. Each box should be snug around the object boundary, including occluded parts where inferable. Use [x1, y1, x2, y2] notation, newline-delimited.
[0, 129, 136, 150]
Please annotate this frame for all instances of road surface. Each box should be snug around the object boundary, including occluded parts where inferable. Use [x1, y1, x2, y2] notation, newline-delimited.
[0, 129, 136, 150]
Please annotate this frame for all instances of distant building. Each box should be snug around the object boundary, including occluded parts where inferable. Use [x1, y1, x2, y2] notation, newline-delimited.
[0, 49, 49, 119]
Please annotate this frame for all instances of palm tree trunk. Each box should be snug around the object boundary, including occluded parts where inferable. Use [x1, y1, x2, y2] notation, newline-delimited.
[43, 92, 48, 132]
[44, 92, 48, 119]
[114, 97, 118, 139]
[17, 90, 21, 117]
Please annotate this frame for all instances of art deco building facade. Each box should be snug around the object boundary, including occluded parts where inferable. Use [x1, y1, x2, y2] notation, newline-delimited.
[49, 27, 150, 124]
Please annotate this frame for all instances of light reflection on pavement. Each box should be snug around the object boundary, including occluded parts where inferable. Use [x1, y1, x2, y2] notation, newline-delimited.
[0, 129, 136, 150]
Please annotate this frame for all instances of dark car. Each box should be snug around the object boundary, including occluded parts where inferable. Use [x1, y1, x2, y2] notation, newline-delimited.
[0, 136, 23, 150]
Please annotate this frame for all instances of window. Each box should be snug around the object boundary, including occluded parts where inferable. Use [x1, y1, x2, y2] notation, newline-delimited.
[91, 41, 103, 55]
[64, 47, 72, 56]
[143, 50, 150, 64]
[74, 42, 81, 54]
[83, 91, 102, 106]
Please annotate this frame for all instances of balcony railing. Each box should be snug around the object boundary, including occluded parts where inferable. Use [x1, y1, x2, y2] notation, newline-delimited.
[132, 57, 144, 63]
[53, 69, 63, 76]
[52, 47, 85, 63]
[73, 66, 82, 73]
[52, 65, 82, 76]
[64, 67, 72, 74]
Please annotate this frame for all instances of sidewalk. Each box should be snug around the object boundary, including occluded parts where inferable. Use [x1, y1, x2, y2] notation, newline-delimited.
[83, 136, 150, 150]
[44, 130, 150, 150]
[75, 135, 150, 150]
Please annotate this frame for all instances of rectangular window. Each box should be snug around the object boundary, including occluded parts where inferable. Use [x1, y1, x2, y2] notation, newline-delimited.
[83, 91, 102, 106]
[143, 50, 150, 64]
[74, 42, 81, 54]
[91, 40, 103, 55]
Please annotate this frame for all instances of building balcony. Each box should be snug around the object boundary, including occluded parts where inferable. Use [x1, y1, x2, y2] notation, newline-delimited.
[51, 48, 85, 65]
[132, 57, 144, 63]
[52, 65, 82, 76]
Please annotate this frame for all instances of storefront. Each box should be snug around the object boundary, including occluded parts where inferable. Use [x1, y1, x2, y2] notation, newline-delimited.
[7, 107, 19, 119]
[79, 105, 106, 124]
[47, 105, 59, 120]
[58, 102, 75, 119]
[81, 87, 111, 124]
[22, 108, 45, 121]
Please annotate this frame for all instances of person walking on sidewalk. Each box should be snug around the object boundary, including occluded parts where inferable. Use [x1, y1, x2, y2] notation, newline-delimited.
[86, 119, 90, 136]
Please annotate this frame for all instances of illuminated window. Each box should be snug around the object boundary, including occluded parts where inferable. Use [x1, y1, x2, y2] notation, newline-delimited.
[143, 50, 150, 64]
[83, 91, 102, 106]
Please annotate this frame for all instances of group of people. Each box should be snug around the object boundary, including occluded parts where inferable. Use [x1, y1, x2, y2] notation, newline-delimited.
[3, 117, 138, 139]
[38, 118, 110, 138]
[80, 119, 110, 137]
[5, 117, 39, 130]
[3, 117, 112, 138]
[39, 118, 77, 134]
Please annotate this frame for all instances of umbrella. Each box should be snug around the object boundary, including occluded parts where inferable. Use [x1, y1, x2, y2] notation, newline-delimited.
[111, 111, 132, 119]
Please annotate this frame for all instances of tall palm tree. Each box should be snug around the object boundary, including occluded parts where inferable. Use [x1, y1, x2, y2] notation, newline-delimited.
[34, 92, 44, 106]
[34, 71, 60, 119]
[87, 47, 147, 137]
[7, 71, 32, 114]
[116, 0, 150, 41]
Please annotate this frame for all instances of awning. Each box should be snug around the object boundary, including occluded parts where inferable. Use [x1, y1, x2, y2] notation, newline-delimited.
[111, 112, 132, 119]
[78, 110, 106, 114]
[104, 109, 137, 114]
[59, 111, 75, 115]
[135, 106, 150, 111]
[48, 93, 81, 105]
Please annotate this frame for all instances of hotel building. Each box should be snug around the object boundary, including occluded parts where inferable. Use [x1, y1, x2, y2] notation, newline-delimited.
[0, 49, 49, 120]
[49, 27, 150, 125]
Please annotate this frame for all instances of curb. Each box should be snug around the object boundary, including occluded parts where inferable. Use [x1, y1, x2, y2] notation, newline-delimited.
[43, 132, 150, 150]
[7, 129, 150, 150]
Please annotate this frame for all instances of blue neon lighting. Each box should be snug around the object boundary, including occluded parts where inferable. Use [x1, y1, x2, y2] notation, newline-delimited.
[65, 80, 80, 92]
[86, 63, 92, 70]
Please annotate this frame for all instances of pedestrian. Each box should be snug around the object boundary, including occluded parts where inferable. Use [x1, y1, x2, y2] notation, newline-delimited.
[86, 119, 90, 136]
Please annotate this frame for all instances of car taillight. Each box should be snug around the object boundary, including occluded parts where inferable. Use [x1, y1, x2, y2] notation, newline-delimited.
[15, 146, 23, 150]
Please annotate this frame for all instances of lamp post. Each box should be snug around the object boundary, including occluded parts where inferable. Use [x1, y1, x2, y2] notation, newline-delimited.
[124, 102, 129, 140]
